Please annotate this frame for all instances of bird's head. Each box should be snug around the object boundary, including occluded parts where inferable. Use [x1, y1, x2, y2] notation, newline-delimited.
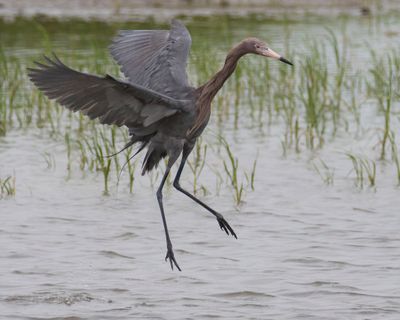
[242, 38, 293, 66]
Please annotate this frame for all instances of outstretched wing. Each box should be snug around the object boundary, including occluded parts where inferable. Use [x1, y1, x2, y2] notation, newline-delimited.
[109, 20, 192, 98]
[28, 55, 188, 128]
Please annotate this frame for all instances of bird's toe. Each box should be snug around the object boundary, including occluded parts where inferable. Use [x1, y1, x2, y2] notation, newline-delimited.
[165, 248, 182, 271]
[217, 216, 237, 239]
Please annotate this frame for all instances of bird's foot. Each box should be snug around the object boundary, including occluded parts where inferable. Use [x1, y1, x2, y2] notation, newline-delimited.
[216, 215, 237, 239]
[165, 246, 181, 271]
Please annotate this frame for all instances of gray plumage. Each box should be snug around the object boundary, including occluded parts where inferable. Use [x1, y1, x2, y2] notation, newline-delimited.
[28, 20, 292, 271]
[109, 19, 192, 99]
[29, 56, 184, 127]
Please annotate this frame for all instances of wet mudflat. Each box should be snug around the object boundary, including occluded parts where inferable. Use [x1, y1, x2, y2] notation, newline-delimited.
[1, 8, 400, 320]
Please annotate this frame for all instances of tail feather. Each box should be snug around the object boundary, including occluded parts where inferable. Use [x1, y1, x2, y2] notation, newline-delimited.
[141, 146, 167, 175]
[105, 138, 138, 158]
[116, 139, 150, 186]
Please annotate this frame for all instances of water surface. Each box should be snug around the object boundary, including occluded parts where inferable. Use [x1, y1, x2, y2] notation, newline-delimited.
[1, 13, 400, 320]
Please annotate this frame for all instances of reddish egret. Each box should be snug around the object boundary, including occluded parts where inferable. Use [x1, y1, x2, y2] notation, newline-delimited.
[28, 20, 292, 270]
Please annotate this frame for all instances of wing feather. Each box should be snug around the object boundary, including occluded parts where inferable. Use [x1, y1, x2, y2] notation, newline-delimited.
[28, 55, 184, 128]
[109, 20, 192, 98]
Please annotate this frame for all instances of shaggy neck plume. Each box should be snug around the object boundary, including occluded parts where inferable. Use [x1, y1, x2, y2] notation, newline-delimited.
[189, 44, 246, 136]
[201, 47, 245, 100]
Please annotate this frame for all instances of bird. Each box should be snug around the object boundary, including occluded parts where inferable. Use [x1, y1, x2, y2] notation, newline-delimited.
[28, 20, 293, 271]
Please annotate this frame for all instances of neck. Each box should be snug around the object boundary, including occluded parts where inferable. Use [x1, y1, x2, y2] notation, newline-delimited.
[188, 44, 246, 137]
[198, 46, 244, 100]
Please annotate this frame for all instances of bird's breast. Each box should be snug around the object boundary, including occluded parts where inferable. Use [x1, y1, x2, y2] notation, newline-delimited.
[159, 110, 196, 139]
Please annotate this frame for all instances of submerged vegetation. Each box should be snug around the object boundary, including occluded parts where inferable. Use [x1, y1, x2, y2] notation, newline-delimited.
[346, 153, 377, 189]
[0, 174, 16, 198]
[0, 15, 399, 202]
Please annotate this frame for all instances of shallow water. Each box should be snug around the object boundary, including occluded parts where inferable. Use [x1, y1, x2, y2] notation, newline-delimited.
[1, 13, 400, 320]
[1, 130, 400, 319]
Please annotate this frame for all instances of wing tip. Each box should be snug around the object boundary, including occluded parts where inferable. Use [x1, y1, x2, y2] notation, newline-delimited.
[27, 53, 66, 83]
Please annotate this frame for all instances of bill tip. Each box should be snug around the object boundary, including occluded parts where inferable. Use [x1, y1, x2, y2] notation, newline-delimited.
[279, 56, 293, 66]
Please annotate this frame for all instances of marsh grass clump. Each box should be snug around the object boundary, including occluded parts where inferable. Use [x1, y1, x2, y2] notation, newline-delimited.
[245, 158, 257, 191]
[221, 137, 244, 205]
[218, 136, 257, 205]
[299, 51, 329, 149]
[231, 30, 351, 155]
[0, 175, 16, 199]
[297, 32, 348, 150]
[187, 137, 208, 195]
[313, 158, 334, 185]
[343, 73, 364, 134]
[96, 147, 112, 196]
[1, 17, 400, 201]
[388, 132, 400, 186]
[346, 153, 376, 189]
[124, 148, 137, 193]
[367, 49, 400, 161]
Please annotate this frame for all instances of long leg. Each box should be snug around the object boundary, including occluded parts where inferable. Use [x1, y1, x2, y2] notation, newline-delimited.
[157, 159, 181, 271]
[173, 145, 237, 238]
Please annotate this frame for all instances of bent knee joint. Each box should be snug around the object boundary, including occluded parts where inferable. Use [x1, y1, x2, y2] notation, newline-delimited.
[156, 190, 163, 201]
[173, 180, 181, 189]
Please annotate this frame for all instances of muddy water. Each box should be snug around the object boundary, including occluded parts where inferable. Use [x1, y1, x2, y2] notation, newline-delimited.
[1, 15, 400, 320]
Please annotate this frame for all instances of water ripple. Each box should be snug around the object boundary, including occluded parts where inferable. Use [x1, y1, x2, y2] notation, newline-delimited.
[210, 291, 275, 299]
[4, 292, 94, 305]
[99, 250, 135, 260]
